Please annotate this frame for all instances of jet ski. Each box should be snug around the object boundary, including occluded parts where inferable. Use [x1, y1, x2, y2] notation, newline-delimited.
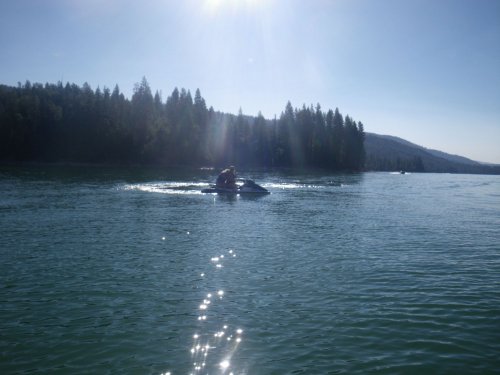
[201, 179, 270, 195]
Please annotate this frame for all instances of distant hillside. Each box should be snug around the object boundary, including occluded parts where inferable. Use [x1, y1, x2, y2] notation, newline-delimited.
[364, 133, 500, 174]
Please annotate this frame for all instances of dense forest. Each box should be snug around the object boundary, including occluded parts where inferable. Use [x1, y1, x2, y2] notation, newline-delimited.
[0, 79, 366, 170]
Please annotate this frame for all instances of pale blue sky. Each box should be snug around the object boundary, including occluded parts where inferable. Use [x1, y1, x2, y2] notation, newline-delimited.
[1, 0, 499, 163]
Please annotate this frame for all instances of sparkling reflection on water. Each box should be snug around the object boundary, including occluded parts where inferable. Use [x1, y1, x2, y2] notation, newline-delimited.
[1, 167, 500, 374]
[186, 248, 243, 375]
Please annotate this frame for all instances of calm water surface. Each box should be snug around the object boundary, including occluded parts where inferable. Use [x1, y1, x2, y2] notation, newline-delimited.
[1, 166, 499, 374]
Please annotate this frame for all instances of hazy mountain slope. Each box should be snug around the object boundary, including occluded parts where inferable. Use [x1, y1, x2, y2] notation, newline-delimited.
[373, 134, 481, 166]
[364, 133, 500, 174]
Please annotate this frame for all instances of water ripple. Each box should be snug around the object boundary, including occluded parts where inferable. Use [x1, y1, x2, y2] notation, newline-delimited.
[1, 170, 499, 374]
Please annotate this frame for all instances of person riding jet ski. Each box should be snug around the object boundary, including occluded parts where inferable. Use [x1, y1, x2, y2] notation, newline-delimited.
[216, 166, 237, 189]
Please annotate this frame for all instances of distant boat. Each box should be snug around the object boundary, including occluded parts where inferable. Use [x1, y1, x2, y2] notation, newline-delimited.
[400, 170, 406, 174]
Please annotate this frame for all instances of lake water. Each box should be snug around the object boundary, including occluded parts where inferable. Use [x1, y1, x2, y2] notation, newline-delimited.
[1, 166, 499, 374]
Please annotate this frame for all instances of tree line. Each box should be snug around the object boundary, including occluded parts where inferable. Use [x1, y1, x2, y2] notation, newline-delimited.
[0, 78, 365, 170]
[365, 156, 425, 172]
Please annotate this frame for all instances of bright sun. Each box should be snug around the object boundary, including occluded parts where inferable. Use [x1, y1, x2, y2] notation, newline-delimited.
[205, 0, 265, 12]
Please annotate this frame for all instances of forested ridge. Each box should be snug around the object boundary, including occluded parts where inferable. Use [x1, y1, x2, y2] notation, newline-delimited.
[0, 78, 365, 170]
[364, 133, 500, 174]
